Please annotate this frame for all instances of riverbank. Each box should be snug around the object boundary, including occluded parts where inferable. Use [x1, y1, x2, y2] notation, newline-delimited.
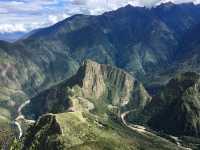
[14, 100, 35, 139]
[121, 110, 192, 150]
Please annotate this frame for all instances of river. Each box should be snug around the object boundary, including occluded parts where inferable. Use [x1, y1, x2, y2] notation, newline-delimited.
[14, 100, 35, 139]
[13, 99, 193, 149]
[121, 110, 192, 150]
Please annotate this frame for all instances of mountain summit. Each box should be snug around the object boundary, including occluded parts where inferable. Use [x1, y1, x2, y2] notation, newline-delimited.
[26, 59, 151, 118]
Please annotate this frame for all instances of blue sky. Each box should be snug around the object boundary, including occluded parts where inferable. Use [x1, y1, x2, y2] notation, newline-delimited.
[0, 0, 199, 33]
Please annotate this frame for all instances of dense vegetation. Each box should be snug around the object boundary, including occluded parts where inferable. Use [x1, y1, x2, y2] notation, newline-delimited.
[1, 2, 200, 150]
[21, 60, 178, 150]
[127, 72, 200, 138]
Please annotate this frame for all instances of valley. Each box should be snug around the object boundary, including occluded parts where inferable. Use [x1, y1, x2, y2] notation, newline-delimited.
[1, 2, 200, 150]
[16, 60, 191, 149]
[121, 110, 192, 150]
[14, 100, 35, 139]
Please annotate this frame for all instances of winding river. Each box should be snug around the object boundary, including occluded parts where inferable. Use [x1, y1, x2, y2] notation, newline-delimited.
[121, 110, 192, 150]
[14, 100, 35, 139]
[13, 99, 193, 149]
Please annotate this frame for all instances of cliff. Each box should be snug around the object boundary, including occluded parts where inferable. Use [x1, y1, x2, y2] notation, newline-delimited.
[26, 59, 151, 118]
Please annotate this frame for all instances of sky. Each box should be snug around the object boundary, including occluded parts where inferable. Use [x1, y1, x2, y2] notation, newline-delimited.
[0, 0, 200, 34]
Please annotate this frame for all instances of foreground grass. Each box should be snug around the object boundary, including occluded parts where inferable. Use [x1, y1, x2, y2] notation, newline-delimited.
[22, 111, 179, 150]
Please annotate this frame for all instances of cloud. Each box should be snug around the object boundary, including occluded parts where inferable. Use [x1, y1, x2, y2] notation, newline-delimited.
[0, 0, 200, 33]
[71, 0, 199, 12]
[0, 24, 27, 33]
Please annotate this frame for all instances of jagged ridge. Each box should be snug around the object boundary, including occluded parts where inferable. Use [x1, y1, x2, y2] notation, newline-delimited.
[26, 59, 151, 118]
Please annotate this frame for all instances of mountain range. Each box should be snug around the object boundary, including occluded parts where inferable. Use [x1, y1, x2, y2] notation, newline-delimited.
[0, 32, 26, 42]
[1, 2, 200, 150]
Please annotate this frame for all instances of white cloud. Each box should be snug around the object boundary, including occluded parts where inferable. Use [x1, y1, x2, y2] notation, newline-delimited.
[48, 15, 59, 24]
[68, 0, 200, 15]
[71, 0, 135, 14]
[0, 0, 200, 33]
[0, 24, 27, 33]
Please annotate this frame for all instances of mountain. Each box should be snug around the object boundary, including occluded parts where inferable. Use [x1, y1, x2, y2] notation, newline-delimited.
[0, 2, 200, 102]
[172, 23, 200, 73]
[127, 72, 200, 138]
[21, 60, 179, 150]
[25, 59, 151, 119]
[22, 2, 200, 78]
[11, 3, 200, 81]
[1, 3, 200, 148]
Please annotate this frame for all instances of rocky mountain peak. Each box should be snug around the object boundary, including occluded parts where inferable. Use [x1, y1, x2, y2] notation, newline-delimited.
[75, 59, 138, 106]
[27, 60, 151, 118]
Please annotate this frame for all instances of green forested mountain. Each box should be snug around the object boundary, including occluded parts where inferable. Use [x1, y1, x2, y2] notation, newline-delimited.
[0, 3, 200, 104]
[21, 60, 178, 150]
[1, 2, 200, 149]
[128, 72, 200, 137]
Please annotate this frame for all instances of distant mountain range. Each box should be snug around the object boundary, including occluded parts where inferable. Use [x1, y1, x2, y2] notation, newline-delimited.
[0, 32, 26, 42]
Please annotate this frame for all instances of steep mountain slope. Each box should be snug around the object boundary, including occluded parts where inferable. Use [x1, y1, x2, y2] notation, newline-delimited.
[0, 3, 199, 98]
[0, 40, 78, 124]
[25, 60, 151, 119]
[1, 2, 200, 136]
[4, 3, 200, 91]
[154, 2, 200, 36]
[21, 60, 180, 150]
[127, 72, 200, 138]
[20, 6, 177, 76]
[173, 23, 200, 73]
[22, 112, 180, 150]
[21, 2, 200, 78]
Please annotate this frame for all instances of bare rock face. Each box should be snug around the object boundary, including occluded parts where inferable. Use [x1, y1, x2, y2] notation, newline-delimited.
[80, 60, 106, 99]
[76, 60, 135, 106]
[28, 60, 151, 118]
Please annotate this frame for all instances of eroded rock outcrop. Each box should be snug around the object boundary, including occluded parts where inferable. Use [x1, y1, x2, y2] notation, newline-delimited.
[73, 60, 136, 106]
[26, 60, 151, 118]
[22, 113, 63, 150]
